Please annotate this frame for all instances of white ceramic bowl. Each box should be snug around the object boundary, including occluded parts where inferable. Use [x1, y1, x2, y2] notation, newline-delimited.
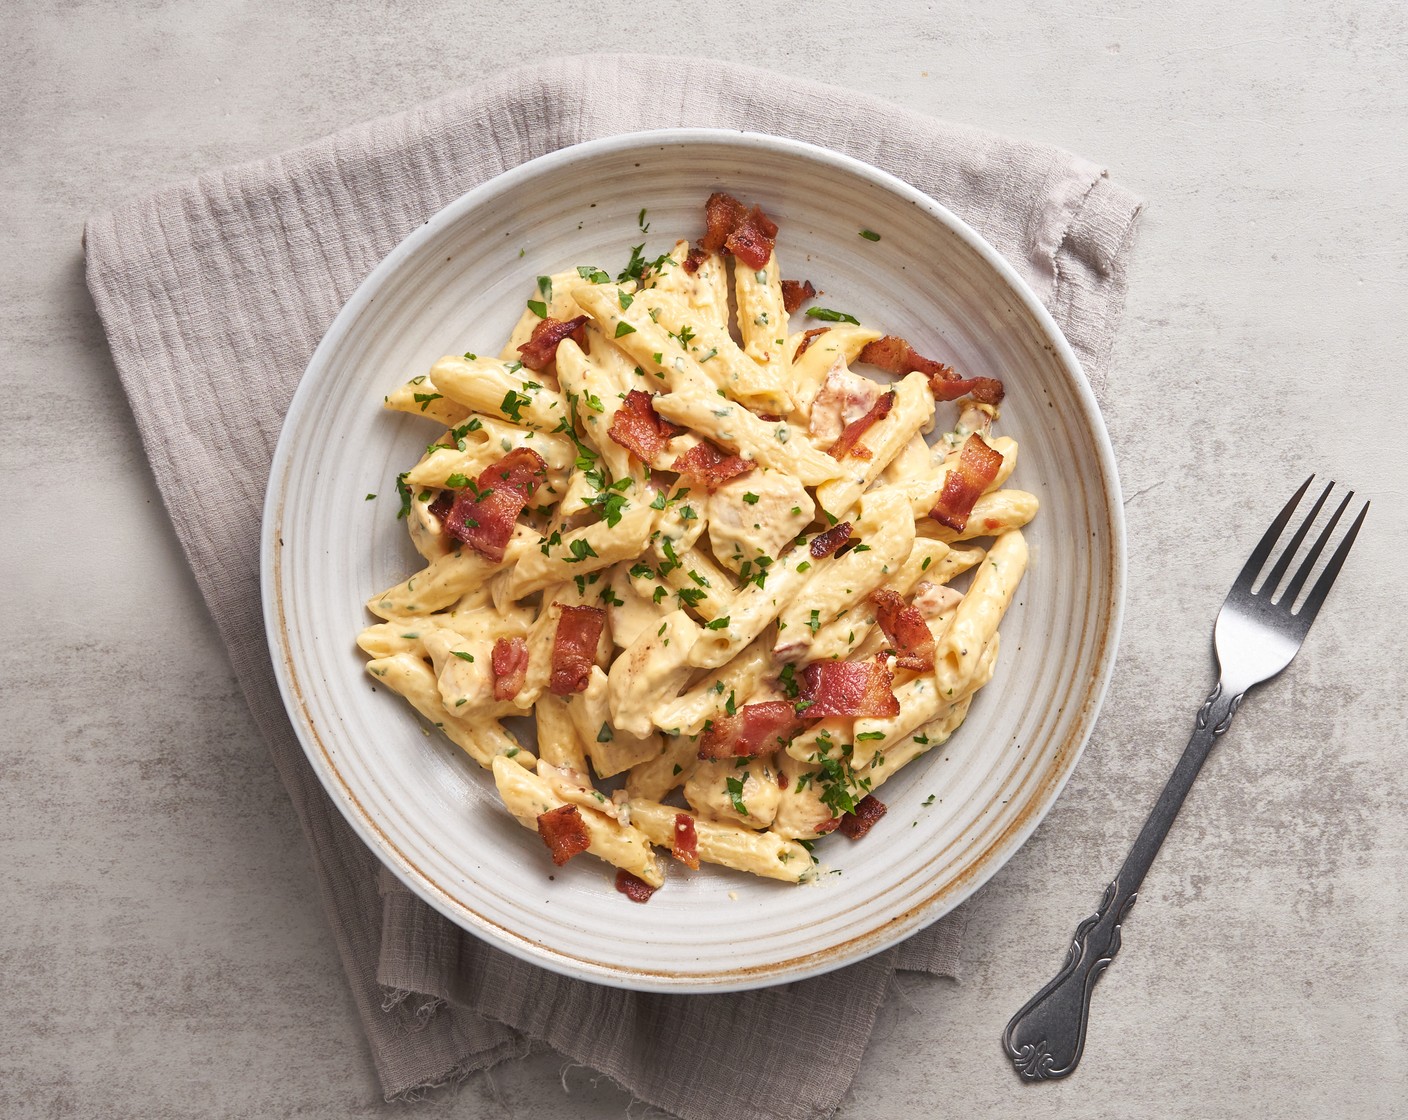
[262, 130, 1124, 992]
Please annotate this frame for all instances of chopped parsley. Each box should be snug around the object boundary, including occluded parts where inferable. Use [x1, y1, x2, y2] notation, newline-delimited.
[566, 538, 599, 563]
[859, 229, 881, 242]
[451, 650, 475, 663]
[597, 723, 614, 743]
[726, 776, 748, 816]
[615, 321, 637, 338]
[805, 307, 861, 325]
[704, 616, 731, 631]
[500, 388, 532, 423]
[412, 392, 443, 412]
[742, 492, 760, 505]
[395, 472, 413, 519]
[577, 265, 610, 284]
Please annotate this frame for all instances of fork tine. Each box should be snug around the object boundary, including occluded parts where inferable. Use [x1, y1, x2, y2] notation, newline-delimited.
[1278, 488, 1354, 607]
[1294, 500, 1369, 623]
[1233, 475, 1315, 594]
[1260, 481, 1333, 599]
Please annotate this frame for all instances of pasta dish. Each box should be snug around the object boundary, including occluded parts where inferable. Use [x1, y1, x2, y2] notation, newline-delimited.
[357, 193, 1035, 901]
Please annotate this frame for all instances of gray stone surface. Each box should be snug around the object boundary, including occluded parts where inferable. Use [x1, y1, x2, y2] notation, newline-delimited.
[3, 2, 1405, 1117]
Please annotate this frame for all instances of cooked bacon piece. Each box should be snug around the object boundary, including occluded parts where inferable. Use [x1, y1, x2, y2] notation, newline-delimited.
[700, 192, 746, 253]
[930, 434, 1004, 533]
[682, 244, 709, 275]
[549, 605, 606, 696]
[870, 589, 936, 672]
[857, 335, 1004, 405]
[608, 390, 681, 465]
[490, 636, 529, 701]
[795, 327, 828, 358]
[696, 192, 779, 270]
[781, 279, 817, 314]
[810, 521, 853, 559]
[727, 206, 779, 270]
[698, 701, 805, 759]
[814, 816, 842, 835]
[671, 813, 700, 870]
[615, 869, 660, 902]
[799, 655, 900, 719]
[670, 440, 755, 492]
[517, 315, 589, 371]
[838, 795, 887, 840]
[536, 804, 590, 866]
[428, 488, 453, 525]
[444, 447, 547, 561]
[828, 390, 894, 461]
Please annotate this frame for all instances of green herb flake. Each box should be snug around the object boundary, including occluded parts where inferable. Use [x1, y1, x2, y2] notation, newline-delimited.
[451, 650, 475, 663]
[856, 731, 884, 741]
[527, 299, 548, 319]
[808, 609, 821, 634]
[859, 229, 881, 242]
[577, 265, 610, 284]
[805, 307, 861, 325]
[597, 723, 614, 743]
[726, 776, 749, 816]
[412, 392, 443, 411]
[364, 493, 377, 501]
[615, 321, 637, 338]
[566, 538, 599, 563]
[742, 492, 760, 505]
[500, 389, 532, 423]
[395, 473, 413, 519]
[705, 616, 731, 631]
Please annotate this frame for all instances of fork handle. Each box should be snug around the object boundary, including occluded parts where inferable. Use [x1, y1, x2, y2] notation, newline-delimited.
[1001, 679, 1245, 1081]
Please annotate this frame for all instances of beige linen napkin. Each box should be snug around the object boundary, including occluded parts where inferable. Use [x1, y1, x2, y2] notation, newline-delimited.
[84, 55, 1140, 1120]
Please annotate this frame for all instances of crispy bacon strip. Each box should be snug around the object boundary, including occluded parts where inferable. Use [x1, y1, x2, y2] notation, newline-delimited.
[870, 589, 936, 672]
[549, 605, 606, 696]
[671, 813, 700, 870]
[694, 192, 779, 270]
[670, 440, 755, 492]
[781, 279, 817, 314]
[698, 701, 805, 759]
[700, 192, 745, 253]
[799, 655, 900, 719]
[810, 521, 853, 559]
[814, 816, 841, 835]
[727, 206, 779, 270]
[615, 869, 659, 902]
[828, 390, 894, 461]
[536, 804, 590, 866]
[857, 335, 1004, 405]
[608, 390, 681, 464]
[838, 795, 888, 840]
[444, 447, 547, 562]
[794, 327, 828, 357]
[517, 315, 589, 371]
[490, 636, 529, 701]
[929, 435, 1004, 533]
[427, 488, 453, 525]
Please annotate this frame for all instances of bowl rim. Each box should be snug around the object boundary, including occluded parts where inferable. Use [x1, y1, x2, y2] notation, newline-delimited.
[260, 127, 1126, 992]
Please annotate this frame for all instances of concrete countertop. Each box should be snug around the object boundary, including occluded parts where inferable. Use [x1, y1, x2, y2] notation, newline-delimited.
[5, 2, 1405, 1116]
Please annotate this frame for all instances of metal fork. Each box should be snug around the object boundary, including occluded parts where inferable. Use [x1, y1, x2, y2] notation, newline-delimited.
[1002, 476, 1369, 1082]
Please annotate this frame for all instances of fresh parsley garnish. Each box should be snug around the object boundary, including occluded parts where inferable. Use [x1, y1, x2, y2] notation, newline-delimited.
[805, 308, 861, 325]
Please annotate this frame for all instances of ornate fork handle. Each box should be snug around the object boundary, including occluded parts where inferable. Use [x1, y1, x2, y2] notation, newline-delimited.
[1002, 680, 1243, 1080]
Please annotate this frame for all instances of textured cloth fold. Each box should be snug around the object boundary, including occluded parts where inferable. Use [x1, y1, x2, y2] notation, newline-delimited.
[84, 54, 1141, 1120]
